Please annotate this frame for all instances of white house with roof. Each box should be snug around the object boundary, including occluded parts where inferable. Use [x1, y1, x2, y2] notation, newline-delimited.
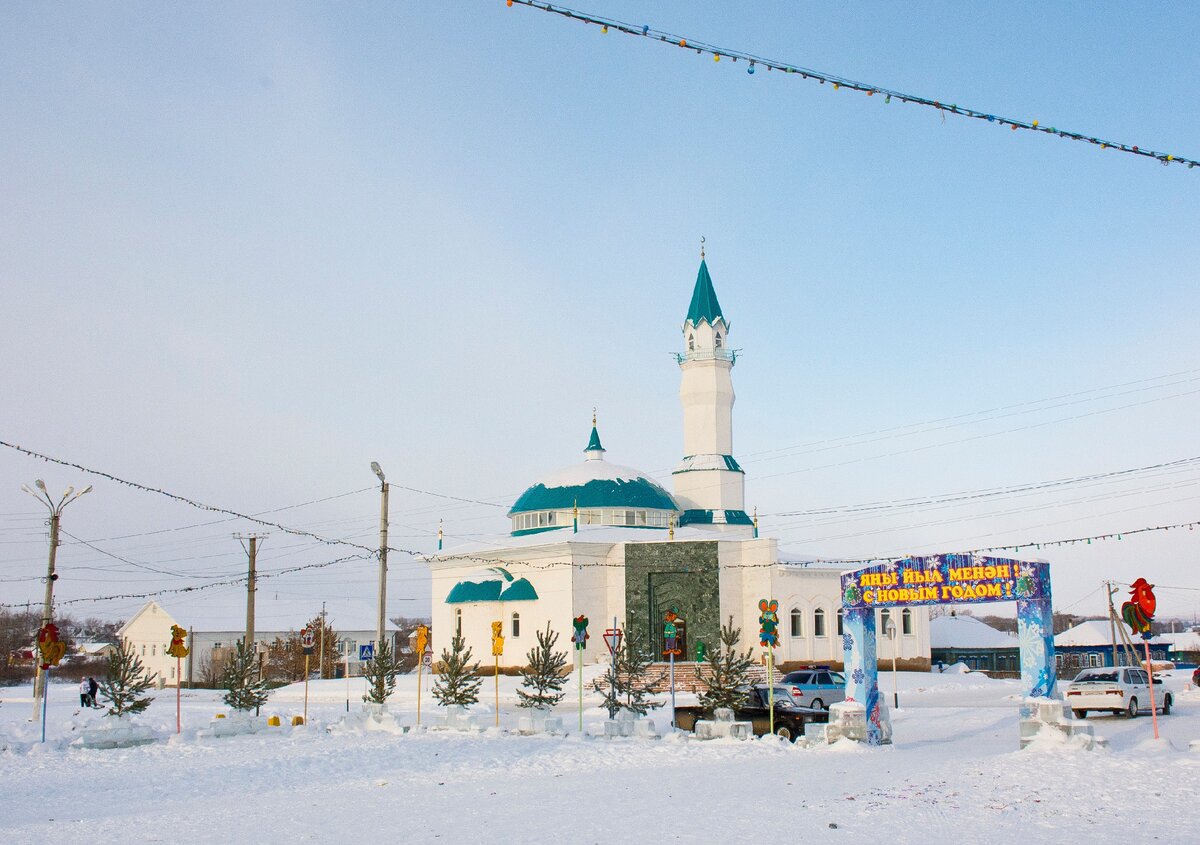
[1054, 619, 1172, 674]
[929, 614, 1020, 674]
[119, 598, 399, 686]
[429, 256, 930, 670]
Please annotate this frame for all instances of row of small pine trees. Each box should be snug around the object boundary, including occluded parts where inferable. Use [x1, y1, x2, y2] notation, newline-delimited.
[91, 617, 760, 719]
[403, 617, 758, 718]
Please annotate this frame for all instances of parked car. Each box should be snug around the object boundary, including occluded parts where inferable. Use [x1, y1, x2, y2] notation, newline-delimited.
[673, 685, 828, 741]
[779, 668, 846, 710]
[1064, 667, 1172, 718]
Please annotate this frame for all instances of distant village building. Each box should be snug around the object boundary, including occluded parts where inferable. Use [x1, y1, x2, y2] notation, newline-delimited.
[430, 258, 931, 671]
[1053, 619, 1171, 676]
[929, 614, 1019, 675]
[119, 599, 398, 687]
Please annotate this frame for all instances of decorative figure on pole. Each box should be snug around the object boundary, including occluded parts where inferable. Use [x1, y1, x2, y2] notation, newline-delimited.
[299, 626, 315, 726]
[491, 620, 505, 727]
[663, 609, 683, 729]
[758, 599, 780, 736]
[167, 624, 190, 733]
[36, 623, 65, 743]
[414, 623, 430, 727]
[572, 614, 589, 731]
[1122, 578, 1159, 739]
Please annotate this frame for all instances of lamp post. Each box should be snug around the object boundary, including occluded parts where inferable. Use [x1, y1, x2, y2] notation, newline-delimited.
[885, 618, 899, 710]
[21, 480, 92, 722]
[370, 462, 389, 656]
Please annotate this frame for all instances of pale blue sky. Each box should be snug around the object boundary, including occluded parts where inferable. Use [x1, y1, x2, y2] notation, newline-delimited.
[2, 2, 1199, 625]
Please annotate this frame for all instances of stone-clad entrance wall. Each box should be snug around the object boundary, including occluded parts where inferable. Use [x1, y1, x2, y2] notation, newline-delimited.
[625, 542, 720, 659]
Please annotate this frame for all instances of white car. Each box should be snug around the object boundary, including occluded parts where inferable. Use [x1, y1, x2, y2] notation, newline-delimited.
[1064, 667, 1172, 718]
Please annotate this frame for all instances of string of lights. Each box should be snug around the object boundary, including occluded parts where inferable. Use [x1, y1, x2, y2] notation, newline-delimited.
[503, 0, 1199, 170]
[5, 512, 1197, 610]
[766, 455, 1200, 518]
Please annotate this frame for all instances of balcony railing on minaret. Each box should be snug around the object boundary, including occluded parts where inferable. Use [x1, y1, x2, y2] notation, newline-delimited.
[675, 347, 739, 364]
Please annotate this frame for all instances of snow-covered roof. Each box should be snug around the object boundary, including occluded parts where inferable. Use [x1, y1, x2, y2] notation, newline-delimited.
[76, 641, 117, 655]
[1159, 630, 1200, 652]
[509, 459, 678, 516]
[1055, 619, 1170, 647]
[930, 615, 1018, 649]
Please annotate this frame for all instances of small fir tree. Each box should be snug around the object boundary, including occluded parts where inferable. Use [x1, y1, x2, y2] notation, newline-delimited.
[222, 640, 270, 712]
[516, 624, 568, 710]
[98, 640, 155, 717]
[698, 616, 755, 714]
[432, 632, 482, 707]
[593, 628, 666, 718]
[361, 640, 400, 705]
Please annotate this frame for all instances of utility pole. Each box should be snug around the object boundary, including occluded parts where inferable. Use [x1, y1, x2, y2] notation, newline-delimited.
[370, 462, 389, 654]
[1105, 581, 1120, 667]
[21, 480, 91, 722]
[318, 601, 327, 680]
[235, 534, 265, 652]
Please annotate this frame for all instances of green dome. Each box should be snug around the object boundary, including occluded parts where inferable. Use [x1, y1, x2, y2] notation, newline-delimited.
[508, 460, 679, 516]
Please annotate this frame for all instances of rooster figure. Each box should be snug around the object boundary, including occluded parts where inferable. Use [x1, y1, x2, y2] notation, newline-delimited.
[1120, 577, 1156, 635]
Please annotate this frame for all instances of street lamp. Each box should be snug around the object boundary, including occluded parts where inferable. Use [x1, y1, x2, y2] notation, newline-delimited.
[885, 618, 899, 710]
[370, 462, 389, 656]
[22, 480, 92, 721]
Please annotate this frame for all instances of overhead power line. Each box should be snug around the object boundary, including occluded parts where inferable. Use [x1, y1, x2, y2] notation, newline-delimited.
[504, 0, 1199, 170]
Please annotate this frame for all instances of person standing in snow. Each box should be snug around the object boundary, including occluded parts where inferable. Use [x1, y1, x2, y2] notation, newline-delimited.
[88, 676, 99, 708]
[80, 677, 91, 708]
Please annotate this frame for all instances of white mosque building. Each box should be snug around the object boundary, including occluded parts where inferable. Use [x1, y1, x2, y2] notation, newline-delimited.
[429, 257, 930, 669]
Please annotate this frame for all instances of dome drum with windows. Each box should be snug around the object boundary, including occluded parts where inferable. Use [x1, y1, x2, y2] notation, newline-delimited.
[508, 421, 680, 535]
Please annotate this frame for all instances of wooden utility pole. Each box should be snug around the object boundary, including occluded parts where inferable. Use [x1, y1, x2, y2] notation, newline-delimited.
[235, 534, 265, 651]
[318, 601, 327, 679]
[1105, 581, 1120, 667]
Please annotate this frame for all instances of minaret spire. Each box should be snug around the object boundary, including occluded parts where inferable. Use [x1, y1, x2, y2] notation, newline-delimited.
[673, 253, 749, 532]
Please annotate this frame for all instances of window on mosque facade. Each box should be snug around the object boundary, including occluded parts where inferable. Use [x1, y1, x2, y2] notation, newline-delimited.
[790, 608, 802, 637]
[688, 334, 694, 351]
[714, 332, 722, 348]
[455, 609, 462, 635]
[836, 608, 844, 636]
[813, 608, 826, 637]
[511, 613, 520, 638]
[902, 608, 913, 635]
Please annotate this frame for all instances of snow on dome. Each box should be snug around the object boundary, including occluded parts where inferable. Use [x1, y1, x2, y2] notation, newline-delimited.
[929, 615, 1018, 649]
[508, 459, 679, 515]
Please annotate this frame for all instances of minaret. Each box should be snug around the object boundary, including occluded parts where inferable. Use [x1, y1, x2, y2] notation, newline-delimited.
[673, 246, 750, 528]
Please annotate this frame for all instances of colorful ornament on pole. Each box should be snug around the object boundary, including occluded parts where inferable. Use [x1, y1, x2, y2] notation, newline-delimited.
[662, 609, 682, 657]
[757, 599, 780, 648]
[1121, 578, 1157, 636]
[415, 623, 430, 657]
[571, 615, 589, 650]
[491, 620, 505, 656]
[300, 626, 315, 656]
[167, 624, 191, 658]
[37, 623, 66, 669]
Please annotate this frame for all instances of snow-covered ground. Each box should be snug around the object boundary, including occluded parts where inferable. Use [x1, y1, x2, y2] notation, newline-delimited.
[2, 669, 1198, 844]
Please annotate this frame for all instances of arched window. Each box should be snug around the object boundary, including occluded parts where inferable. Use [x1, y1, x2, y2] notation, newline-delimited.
[813, 608, 826, 637]
[901, 608, 913, 636]
[790, 608, 803, 637]
[880, 609, 892, 636]
[836, 608, 844, 636]
[714, 332, 723, 348]
[454, 608, 462, 636]
[511, 612, 520, 638]
[688, 334, 695, 351]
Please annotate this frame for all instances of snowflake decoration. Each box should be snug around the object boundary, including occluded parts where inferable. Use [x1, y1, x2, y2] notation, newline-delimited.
[852, 668, 864, 684]
[842, 634, 854, 653]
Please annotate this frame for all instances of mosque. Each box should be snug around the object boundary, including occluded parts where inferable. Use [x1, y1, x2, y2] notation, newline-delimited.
[429, 257, 931, 669]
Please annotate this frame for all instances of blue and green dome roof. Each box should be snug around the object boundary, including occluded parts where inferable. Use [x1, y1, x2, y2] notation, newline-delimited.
[508, 423, 679, 517]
